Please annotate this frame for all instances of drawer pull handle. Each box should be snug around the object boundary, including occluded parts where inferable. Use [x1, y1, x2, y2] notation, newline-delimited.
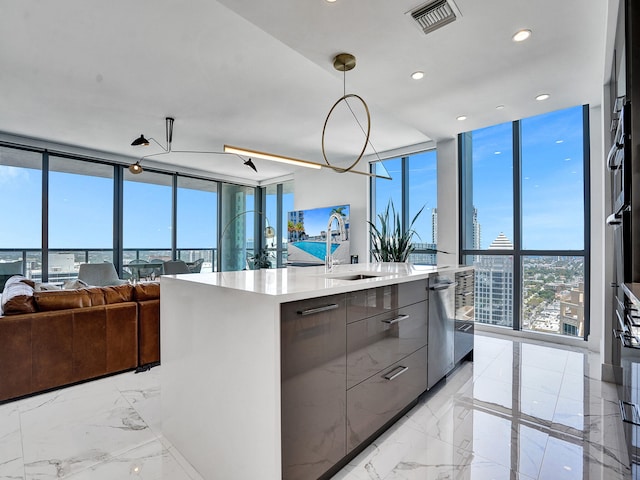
[383, 366, 409, 381]
[382, 314, 410, 325]
[297, 304, 339, 316]
[458, 324, 473, 332]
[619, 400, 640, 425]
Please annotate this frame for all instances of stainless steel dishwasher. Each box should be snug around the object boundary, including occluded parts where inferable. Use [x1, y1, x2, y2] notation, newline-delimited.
[427, 274, 456, 389]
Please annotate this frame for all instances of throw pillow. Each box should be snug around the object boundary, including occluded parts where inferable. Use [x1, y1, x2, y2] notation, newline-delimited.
[1, 275, 37, 315]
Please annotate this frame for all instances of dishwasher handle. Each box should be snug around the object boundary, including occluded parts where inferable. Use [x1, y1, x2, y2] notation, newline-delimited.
[429, 281, 458, 291]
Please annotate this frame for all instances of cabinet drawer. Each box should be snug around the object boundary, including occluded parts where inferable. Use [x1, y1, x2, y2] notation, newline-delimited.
[347, 300, 427, 389]
[346, 346, 427, 452]
[347, 280, 427, 324]
[280, 294, 347, 480]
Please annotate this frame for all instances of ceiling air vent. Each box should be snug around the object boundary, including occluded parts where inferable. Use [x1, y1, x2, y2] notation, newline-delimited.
[410, 0, 458, 35]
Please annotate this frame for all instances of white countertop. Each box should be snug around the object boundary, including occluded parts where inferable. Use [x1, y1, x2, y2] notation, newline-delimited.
[162, 262, 467, 302]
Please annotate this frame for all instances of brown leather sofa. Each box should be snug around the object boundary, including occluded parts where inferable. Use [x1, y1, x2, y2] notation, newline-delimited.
[0, 282, 160, 403]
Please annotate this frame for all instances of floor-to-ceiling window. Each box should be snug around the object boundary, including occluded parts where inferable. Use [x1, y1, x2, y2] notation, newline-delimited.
[460, 105, 589, 338]
[370, 149, 438, 264]
[48, 157, 114, 282]
[0, 147, 42, 283]
[0, 140, 293, 286]
[176, 176, 217, 273]
[123, 170, 173, 277]
[263, 180, 294, 268]
[219, 183, 256, 271]
[281, 181, 294, 267]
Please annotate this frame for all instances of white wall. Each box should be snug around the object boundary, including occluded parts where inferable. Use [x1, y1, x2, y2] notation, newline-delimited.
[588, 105, 606, 369]
[293, 167, 368, 262]
[435, 138, 459, 266]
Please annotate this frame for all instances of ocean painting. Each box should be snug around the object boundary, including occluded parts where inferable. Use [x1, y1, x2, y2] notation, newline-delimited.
[287, 205, 350, 266]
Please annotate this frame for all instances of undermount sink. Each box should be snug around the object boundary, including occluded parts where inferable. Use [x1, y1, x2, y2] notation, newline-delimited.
[324, 272, 386, 281]
[332, 273, 379, 281]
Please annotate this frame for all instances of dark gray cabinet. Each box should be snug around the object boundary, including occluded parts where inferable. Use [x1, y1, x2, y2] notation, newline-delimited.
[280, 279, 437, 479]
[345, 281, 428, 453]
[346, 280, 427, 324]
[347, 300, 428, 389]
[280, 294, 347, 480]
[346, 346, 428, 451]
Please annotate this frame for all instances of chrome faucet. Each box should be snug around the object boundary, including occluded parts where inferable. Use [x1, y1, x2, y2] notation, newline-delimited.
[326, 212, 347, 272]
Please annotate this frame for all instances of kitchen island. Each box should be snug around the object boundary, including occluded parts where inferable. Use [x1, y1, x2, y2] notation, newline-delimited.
[160, 263, 472, 480]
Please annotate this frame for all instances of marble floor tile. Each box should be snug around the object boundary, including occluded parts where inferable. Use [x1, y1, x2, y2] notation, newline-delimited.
[63, 440, 193, 480]
[0, 332, 634, 480]
[0, 403, 24, 480]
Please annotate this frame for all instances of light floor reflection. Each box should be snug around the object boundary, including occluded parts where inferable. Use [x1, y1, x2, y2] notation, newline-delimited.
[0, 333, 631, 479]
[333, 333, 631, 480]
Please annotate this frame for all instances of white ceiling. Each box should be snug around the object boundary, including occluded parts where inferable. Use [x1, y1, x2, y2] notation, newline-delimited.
[0, 0, 610, 183]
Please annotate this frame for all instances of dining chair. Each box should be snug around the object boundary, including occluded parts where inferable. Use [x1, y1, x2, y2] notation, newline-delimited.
[163, 260, 191, 275]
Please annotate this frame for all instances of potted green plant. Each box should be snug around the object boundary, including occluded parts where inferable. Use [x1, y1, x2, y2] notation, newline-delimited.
[368, 200, 425, 262]
[248, 248, 273, 269]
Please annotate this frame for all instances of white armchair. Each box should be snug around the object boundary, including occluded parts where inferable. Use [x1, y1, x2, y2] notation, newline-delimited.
[77, 262, 128, 287]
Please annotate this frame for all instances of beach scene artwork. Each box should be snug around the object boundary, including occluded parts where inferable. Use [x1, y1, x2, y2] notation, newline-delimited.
[287, 205, 350, 266]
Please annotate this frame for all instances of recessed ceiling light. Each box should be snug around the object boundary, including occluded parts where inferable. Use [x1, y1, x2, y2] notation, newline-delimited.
[535, 93, 550, 101]
[326, 0, 337, 2]
[411, 71, 424, 80]
[512, 29, 532, 42]
[496, 105, 505, 110]
[457, 115, 467, 121]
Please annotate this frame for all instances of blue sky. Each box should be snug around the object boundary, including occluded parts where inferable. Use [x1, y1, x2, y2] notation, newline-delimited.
[1, 106, 584, 252]
[471, 105, 584, 250]
[374, 150, 438, 244]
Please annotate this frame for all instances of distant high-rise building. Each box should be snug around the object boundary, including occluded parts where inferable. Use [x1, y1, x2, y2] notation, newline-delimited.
[431, 208, 438, 244]
[472, 207, 481, 250]
[474, 233, 514, 326]
[432, 207, 480, 246]
[559, 282, 584, 336]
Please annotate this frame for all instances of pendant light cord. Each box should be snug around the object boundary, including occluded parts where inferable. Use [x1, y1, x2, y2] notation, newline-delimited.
[341, 62, 381, 162]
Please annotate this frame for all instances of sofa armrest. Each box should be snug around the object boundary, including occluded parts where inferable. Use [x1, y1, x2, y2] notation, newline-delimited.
[0, 315, 33, 402]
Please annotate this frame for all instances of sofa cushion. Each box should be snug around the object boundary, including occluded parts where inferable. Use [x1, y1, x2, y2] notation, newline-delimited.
[84, 287, 107, 306]
[134, 282, 160, 301]
[1, 275, 36, 315]
[62, 279, 89, 290]
[35, 289, 93, 311]
[103, 284, 134, 304]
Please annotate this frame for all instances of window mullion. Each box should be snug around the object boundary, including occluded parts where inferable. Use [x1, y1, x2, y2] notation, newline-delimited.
[513, 120, 522, 331]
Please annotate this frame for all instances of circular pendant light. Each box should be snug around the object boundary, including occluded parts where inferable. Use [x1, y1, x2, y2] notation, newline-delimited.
[321, 53, 371, 174]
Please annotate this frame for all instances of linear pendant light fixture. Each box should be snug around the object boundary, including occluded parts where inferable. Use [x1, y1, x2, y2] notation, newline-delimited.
[223, 145, 321, 170]
[132, 119, 391, 179]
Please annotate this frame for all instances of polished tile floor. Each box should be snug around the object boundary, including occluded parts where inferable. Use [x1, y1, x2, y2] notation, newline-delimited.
[0, 333, 632, 479]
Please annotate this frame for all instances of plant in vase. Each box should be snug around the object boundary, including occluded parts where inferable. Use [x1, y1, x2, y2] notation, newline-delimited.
[248, 248, 273, 269]
[368, 199, 425, 262]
